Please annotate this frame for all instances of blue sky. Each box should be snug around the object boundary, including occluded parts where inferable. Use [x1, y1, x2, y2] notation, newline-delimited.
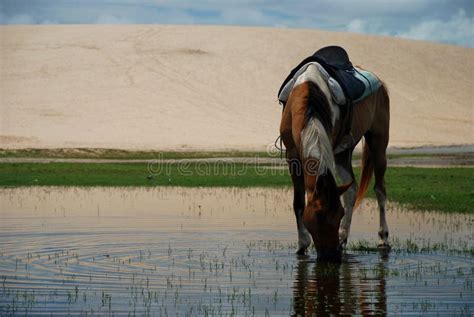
[1, 0, 473, 47]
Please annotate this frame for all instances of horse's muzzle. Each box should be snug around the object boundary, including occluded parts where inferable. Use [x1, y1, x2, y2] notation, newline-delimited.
[316, 246, 342, 263]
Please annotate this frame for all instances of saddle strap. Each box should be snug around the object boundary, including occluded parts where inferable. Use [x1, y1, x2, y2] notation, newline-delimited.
[333, 99, 354, 153]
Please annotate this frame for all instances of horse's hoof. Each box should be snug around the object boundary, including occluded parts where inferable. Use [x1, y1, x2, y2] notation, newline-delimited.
[338, 228, 349, 246]
[377, 243, 391, 250]
[296, 248, 307, 255]
[339, 239, 347, 250]
[296, 253, 309, 260]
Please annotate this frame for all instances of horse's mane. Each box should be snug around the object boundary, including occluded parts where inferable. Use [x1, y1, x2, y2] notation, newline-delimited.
[301, 81, 336, 178]
[304, 81, 333, 131]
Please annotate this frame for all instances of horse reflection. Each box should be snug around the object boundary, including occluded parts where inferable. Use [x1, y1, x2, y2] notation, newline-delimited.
[293, 253, 388, 316]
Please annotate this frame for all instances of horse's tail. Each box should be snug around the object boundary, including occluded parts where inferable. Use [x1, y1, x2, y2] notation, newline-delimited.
[354, 139, 373, 209]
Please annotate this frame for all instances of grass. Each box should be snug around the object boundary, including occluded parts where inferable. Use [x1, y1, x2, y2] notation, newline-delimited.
[375, 167, 474, 213]
[0, 162, 289, 187]
[347, 238, 474, 256]
[0, 162, 473, 213]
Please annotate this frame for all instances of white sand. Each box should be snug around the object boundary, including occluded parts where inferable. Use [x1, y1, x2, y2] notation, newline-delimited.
[1, 25, 473, 150]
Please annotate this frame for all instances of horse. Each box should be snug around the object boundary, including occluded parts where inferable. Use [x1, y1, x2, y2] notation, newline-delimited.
[279, 61, 390, 261]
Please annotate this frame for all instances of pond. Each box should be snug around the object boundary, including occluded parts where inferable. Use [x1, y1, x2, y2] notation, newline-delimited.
[0, 187, 472, 315]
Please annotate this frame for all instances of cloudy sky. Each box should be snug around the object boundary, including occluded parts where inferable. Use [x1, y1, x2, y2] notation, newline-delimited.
[1, 0, 473, 47]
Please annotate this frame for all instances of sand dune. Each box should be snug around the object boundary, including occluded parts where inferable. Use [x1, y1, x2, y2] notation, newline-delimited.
[1, 25, 473, 150]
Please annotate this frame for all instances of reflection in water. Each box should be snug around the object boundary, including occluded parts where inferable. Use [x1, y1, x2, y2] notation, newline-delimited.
[293, 252, 389, 316]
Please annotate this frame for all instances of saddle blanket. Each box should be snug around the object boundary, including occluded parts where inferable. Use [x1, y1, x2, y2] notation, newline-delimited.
[278, 62, 381, 106]
[353, 67, 381, 103]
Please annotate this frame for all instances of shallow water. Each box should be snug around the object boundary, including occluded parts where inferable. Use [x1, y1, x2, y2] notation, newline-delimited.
[0, 187, 473, 316]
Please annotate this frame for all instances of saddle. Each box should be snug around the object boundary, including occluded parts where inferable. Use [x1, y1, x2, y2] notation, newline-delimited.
[278, 46, 365, 104]
[278, 46, 367, 154]
[313, 46, 366, 101]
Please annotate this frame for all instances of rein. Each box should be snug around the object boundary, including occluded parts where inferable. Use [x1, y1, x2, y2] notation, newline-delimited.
[274, 135, 286, 159]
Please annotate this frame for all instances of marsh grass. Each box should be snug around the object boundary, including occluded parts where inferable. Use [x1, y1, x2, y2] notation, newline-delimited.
[0, 185, 472, 315]
[347, 238, 474, 256]
[1, 238, 472, 316]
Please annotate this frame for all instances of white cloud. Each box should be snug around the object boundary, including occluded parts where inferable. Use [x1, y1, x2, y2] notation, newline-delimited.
[0, 12, 59, 25]
[345, 19, 391, 37]
[219, 7, 273, 26]
[1, 0, 472, 47]
[0, 13, 36, 24]
[347, 19, 367, 33]
[39, 19, 58, 25]
[397, 9, 474, 47]
[96, 14, 133, 24]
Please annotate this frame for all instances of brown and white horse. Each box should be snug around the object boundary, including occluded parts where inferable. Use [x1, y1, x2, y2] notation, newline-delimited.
[279, 63, 390, 261]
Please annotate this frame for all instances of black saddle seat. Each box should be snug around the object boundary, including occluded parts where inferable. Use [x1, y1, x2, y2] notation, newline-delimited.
[278, 46, 365, 102]
[313, 46, 352, 69]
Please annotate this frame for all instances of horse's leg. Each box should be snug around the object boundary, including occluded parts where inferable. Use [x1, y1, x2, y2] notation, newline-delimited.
[374, 149, 389, 248]
[335, 150, 358, 248]
[365, 133, 390, 248]
[288, 148, 311, 254]
[280, 88, 311, 254]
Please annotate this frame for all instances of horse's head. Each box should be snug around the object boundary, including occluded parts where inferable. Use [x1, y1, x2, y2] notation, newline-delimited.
[303, 172, 351, 262]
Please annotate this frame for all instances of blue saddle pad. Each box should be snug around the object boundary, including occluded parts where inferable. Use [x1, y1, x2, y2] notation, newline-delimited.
[353, 68, 381, 103]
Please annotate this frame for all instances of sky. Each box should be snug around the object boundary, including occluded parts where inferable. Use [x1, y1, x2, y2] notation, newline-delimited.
[1, 0, 473, 48]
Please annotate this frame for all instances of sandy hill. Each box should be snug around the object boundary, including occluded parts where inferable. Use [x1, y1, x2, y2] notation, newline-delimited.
[1, 25, 473, 151]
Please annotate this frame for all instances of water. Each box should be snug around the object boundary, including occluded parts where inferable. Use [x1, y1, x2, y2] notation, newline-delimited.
[0, 187, 473, 316]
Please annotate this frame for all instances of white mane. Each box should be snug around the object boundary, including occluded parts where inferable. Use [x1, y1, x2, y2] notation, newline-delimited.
[291, 63, 337, 178]
[293, 63, 339, 126]
[301, 117, 336, 178]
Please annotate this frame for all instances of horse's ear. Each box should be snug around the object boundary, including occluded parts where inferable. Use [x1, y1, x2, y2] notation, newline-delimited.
[338, 181, 353, 196]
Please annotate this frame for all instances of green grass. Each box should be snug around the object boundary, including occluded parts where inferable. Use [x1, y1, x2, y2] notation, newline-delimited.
[347, 238, 474, 256]
[0, 162, 289, 187]
[376, 167, 474, 213]
[0, 163, 472, 213]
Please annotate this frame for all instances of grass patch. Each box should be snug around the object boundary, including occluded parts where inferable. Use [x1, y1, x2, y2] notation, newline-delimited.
[0, 162, 289, 187]
[347, 238, 474, 257]
[0, 163, 472, 213]
[379, 167, 474, 213]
